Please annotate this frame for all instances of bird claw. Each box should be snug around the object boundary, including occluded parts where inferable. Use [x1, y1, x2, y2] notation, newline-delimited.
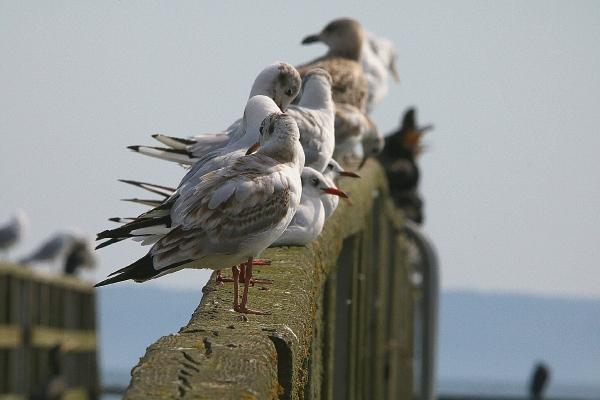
[234, 304, 271, 315]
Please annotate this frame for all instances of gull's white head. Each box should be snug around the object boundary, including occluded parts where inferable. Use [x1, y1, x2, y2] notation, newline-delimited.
[259, 112, 300, 144]
[250, 62, 301, 111]
[323, 159, 360, 181]
[301, 167, 348, 200]
[258, 112, 304, 168]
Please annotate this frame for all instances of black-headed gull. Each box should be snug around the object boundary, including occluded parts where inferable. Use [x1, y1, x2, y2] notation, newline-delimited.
[19, 229, 97, 275]
[271, 167, 347, 247]
[361, 30, 401, 114]
[0, 209, 28, 256]
[95, 112, 305, 315]
[296, 18, 368, 111]
[133, 62, 301, 164]
[321, 159, 360, 220]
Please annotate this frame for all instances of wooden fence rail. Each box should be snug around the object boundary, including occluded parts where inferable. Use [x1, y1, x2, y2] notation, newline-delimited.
[0, 262, 99, 400]
[117, 159, 426, 400]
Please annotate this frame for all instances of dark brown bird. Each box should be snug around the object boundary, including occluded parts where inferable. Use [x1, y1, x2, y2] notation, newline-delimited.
[377, 107, 433, 223]
[296, 18, 369, 111]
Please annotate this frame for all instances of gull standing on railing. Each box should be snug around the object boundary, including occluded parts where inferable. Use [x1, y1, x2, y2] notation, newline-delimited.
[95, 112, 305, 315]
[271, 167, 348, 247]
[0, 209, 28, 258]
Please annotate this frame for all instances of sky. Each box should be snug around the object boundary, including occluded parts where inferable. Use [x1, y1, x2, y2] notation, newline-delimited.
[1, 2, 599, 299]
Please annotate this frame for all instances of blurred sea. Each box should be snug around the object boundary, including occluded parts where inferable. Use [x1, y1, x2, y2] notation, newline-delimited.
[100, 371, 600, 399]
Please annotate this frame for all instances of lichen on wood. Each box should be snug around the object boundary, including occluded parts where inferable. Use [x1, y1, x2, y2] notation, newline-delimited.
[120, 159, 415, 400]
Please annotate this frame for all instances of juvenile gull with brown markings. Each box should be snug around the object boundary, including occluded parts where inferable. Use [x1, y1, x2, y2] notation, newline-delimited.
[295, 18, 369, 111]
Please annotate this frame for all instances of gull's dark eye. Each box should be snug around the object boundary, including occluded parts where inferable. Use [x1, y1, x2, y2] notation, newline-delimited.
[259, 126, 263, 134]
[285, 88, 293, 96]
[310, 178, 319, 186]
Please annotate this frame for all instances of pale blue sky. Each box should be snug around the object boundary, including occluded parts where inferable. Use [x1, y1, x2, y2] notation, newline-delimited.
[1, 2, 599, 298]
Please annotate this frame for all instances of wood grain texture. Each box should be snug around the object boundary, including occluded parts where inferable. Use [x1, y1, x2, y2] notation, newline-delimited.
[120, 159, 416, 400]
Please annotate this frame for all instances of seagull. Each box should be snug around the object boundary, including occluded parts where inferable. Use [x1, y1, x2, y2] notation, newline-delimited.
[95, 112, 305, 315]
[131, 62, 302, 165]
[271, 167, 347, 247]
[19, 229, 97, 275]
[286, 68, 335, 173]
[0, 209, 29, 257]
[97, 99, 285, 247]
[361, 30, 401, 114]
[296, 18, 368, 111]
[321, 159, 360, 220]
[332, 102, 382, 167]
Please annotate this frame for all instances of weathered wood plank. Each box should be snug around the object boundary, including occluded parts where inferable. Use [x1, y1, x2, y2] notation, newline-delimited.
[0, 264, 95, 293]
[0, 325, 20, 348]
[118, 159, 415, 399]
[0, 263, 98, 399]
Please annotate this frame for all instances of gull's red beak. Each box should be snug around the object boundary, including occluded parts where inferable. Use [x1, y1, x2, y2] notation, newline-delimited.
[322, 187, 349, 199]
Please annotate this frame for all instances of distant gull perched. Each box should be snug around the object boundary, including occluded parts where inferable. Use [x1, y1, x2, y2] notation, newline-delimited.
[0, 209, 28, 257]
[95, 112, 305, 315]
[19, 229, 97, 275]
[132, 62, 302, 165]
[271, 167, 347, 247]
[361, 30, 401, 114]
[296, 18, 369, 111]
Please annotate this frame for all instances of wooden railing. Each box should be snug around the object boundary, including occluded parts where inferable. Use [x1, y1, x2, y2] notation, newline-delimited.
[0, 263, 99, 400]
[118, 159, 432, 400]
